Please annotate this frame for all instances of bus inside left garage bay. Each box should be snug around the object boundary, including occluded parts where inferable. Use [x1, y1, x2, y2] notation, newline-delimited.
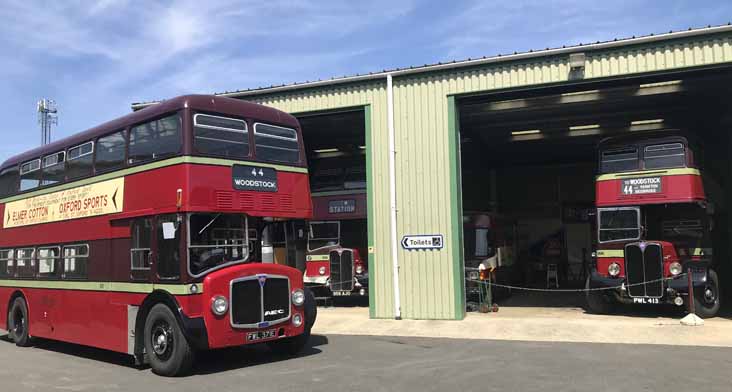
[0, 95, 316, 376]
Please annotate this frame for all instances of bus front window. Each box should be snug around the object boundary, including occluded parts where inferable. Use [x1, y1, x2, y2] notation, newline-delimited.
[308, 222, 340, 251]
[188, 213, 249, 276]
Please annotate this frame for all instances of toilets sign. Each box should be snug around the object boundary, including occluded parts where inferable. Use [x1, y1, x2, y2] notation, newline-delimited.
[401, 234, 444, 251]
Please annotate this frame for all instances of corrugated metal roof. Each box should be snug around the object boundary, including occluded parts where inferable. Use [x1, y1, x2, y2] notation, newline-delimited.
[131, 23, 732, 108]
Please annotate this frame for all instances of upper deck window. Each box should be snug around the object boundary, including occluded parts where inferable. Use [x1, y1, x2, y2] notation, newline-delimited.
[19, 159, 41, 191]
[600, 147, 639, 173]
[311, 167, 344, 192]
[344, 166, 366, 190]
[644, 143, 685, 169]
[96, 131, 126, 172]
[129, 115, 181, 164]
[194, 114, 249, 158]
[67, 141, 94, 180]
[42, 152, 65, 186]
[0, 166, 19, 197]
[254, 123, 300, 164]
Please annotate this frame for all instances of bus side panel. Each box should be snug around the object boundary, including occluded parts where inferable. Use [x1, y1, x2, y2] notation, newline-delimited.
[0, 286, 14, 331]
[53, 290, 145, 354]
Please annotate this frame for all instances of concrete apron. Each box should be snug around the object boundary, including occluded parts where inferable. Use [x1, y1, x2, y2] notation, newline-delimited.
[312, 307, 732, 347]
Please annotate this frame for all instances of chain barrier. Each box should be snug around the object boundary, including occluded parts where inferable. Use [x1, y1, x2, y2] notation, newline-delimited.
[464, 273, 687, 293]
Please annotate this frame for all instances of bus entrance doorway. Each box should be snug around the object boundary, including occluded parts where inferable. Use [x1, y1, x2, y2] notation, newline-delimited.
[457, 68, 732, 313]
[297, 109, 369, 305]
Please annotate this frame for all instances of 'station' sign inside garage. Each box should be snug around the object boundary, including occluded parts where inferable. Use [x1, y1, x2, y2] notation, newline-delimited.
[232, 165, 278, 192]
[401, 234, 444, 251]
[621, 176, 662, 195]
[329, 199, 356, 214]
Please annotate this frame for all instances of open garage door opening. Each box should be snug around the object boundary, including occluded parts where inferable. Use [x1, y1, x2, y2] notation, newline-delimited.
[457, 66, 732, 315]
[297, 109, 369, 305]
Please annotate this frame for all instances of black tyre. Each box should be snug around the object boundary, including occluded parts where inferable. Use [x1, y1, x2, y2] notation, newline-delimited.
[303, 288, 317, 331]
[7, 297, 32, 347]
[693, 269, 720, 319]
[585, 276, 615, 314]
[143, 304, 195, 377]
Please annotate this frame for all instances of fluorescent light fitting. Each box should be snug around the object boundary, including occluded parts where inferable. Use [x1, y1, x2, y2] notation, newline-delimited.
[511, 129, 541, 136]
[639, 80, 682, 88]
[561, 89, 600, 97]
[314, 148, 339, 153]
[358, 145, 366, 149]
[631, 119, 664, 126]
[569, 124, 600, 131]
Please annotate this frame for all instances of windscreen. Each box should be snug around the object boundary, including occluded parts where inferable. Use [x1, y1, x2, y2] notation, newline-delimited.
[189, 213, 249, 276]
[598, 208, 640, 243]
[308, 222, 339, 251]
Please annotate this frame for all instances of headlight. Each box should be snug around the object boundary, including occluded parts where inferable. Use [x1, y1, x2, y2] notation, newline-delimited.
[318, 266, 326, 275]
[292, 289, 305, 306]
[211, 295, 228, 315]
[292, 313, 303, 327]
[669, 262, 682, 276]
[355, 265, 364, 274]
[608, 262, 621, 277]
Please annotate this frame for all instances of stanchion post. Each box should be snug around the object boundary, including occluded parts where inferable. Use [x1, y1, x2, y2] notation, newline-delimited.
[687, 270, 695, 315]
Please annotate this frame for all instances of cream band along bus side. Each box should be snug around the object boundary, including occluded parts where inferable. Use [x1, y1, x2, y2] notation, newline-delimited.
[4, 177, 124, 228]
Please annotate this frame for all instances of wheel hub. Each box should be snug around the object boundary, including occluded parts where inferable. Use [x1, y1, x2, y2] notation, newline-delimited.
[704, 287, 716, 303]
[12, 309, 24, 334]
[151, 324, 172, 357]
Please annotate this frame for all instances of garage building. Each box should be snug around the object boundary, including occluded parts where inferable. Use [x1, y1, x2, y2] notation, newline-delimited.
[133, 25, 732, 320]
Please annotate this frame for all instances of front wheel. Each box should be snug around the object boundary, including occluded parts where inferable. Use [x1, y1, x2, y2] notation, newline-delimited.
[143, 304, 195, 377]
[693, 269, 721, 319]
[7, 297, 32, 347]
[585, 276, 615, 314]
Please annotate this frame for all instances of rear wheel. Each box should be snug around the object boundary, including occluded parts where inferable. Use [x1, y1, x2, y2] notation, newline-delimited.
[143, 304, 195, 377]
[693, 269, 720, 319]
[585, 276, 615, 314]
[7, 297, 32, 347]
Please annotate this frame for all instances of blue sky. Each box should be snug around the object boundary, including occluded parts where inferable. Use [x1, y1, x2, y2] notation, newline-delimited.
[0, 0, 730, 162]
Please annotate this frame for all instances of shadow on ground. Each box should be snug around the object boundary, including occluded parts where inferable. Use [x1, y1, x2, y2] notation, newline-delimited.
[0, 332, 328, 376]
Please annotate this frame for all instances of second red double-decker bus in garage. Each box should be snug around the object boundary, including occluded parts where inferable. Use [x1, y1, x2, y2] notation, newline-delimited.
[303, 157, 368, 298]
[0, 95, 316, 376]
[586, 133, 721, 318]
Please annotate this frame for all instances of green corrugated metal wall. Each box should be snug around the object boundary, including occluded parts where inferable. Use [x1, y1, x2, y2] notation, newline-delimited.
[243, 31, 732, 320]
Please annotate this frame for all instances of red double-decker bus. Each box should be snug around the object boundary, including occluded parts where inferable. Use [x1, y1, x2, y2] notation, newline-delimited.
[586, 133, 720, 318]
[304, 157, 368, 298]
[0, 95, 316, 376]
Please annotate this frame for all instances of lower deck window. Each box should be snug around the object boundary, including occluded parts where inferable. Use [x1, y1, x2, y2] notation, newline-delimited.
[15, 248, 36, 278]
[308, 221, 340, 251]
[598, 208, 641, 243]
[38, 246, 61, 278]
[63, 244, 89, 279]
[0, 249, 12, 277]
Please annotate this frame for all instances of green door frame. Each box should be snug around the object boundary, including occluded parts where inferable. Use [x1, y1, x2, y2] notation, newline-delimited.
[447, 96, 466, 320]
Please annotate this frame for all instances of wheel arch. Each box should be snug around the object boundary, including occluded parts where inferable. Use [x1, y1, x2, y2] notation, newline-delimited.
[133, 290, 208, 364]
[5, 290, 27, 331]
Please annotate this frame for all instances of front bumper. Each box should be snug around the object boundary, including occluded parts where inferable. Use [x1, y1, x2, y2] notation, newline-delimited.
[589, 268, 709, 302]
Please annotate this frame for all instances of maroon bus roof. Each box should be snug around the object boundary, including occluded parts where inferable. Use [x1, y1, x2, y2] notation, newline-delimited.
[2, 95, 299, 168]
